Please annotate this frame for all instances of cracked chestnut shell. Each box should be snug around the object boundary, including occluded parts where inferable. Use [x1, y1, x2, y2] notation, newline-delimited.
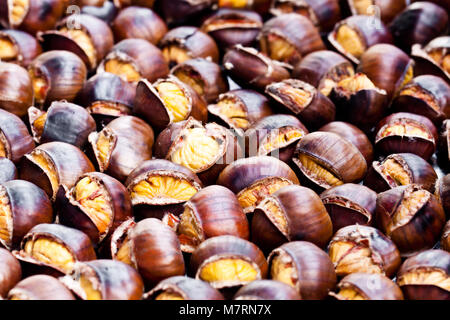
[0, 109, 34, 163]
[397, 249, 450, 300]
[376, 184, 446, 257]
[0, 29, 41, 67]
[233, 279, 301, 300]
[346, 0, 407, 24]
[0, 248, 21, 298]
[0, 157, 17, 183]
[441, 221, 450, 252]
[7, 275, 75, 300]
[411, 36, 450, 83]
[268, 241, 336, 300]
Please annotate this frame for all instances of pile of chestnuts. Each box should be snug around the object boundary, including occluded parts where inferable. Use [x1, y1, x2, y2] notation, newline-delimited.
[0, 0, 449, 301]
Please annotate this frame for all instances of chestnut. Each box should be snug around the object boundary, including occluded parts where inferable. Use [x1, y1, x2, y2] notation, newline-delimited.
[160, 26, 219, 67]
[113, 0, 155, 8]
[28, 50, 87, 108]
[364, 153, 438, 194]
[171, 58, 229, 103]
[268, 241, 336, 300]
[346, 0, 407, 24]
[111, 218, 185, 287]
[0, 29, 41, 67]
[0, 61, 33, 118]
[0, 157, 17, 183]
[133, 76, 208, 132]
[251, 185, 333, 253]
[397, 249, 450, 300]
[81, 1, 117, 24]
[0, 109, 35, 163]
[217, 0, 271, 15]
[292, 132, 368, 192]
[439, 119, 450, 164]
[376, 184, 446, 257]
[441, 221, 450, 252]
[176, 185, 249, 253]
[328, 15, 393, 64]
[0, 180, 53, 250]
[259, 13, 325, 66]
[329, 273, 403, 300]
[0, 248, 21, 298]
[201, 9, 263, 50]
[60, 260, 144, 300]
[20, 142, 94, 201]
[28, 101, 96, 148]
[411, 36, 450, 82]
[88, 116, 154, 182]
[391, 75, 450, 125]
[143, 276, 224, 300]
[207, 89, 274, 132]
[320, 183, 377, 233]
[112, 6, 167, 45]
[374, 112, 438, 160]
[217, 156, 300, 214]
[154, 117, 243, 185]
[13, 223, 96, 276]
[223, 45, 290, 92]
[98, 38, 169, 83]
[292, 50, 355, 97]
[265, 79, 336, 131]
[189, 235, 268, 290]
[233, 279, 301, 300]
[435, 174, 450, 217]
[7, 275, 75, 300]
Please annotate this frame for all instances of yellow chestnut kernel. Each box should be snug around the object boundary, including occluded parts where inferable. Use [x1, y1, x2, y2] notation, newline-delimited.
[280, 86, 313, 108]
[331, 243, 382, 276]
[88, 102, 131, 117]
[104, 58, 141, 83]
[79, 275, 102, 300]
[337, 73, 376, 93]
[298, 154, 343, 187]
[32, 112, 47, 139]
[0, 189, 12, 244]
[442, 54, 450, 74]
[199, 258, 258, 284]
[258, 197, 288, 236]
[29, 151, 59, 196]
[218, 0, 248, 8]
[11, 0, 29, 24]
[397, 269, 450, 291]
[401, 65, 414, 89]
[29, 69, 48, 105]
[352, 0, 374, 15]
[0, 37, 18, 60]
[177, 206, 202, 251]
[155, 82, 190, 122]
[0, 131, 8, 158]
[270, 251, 297, 288]
[336, 25, 366, 59]
[155, 291, 184, 300]
[60, 28, 97, 67]
[24, 237, 75, 273]
[388, 189, 428, 234]
[208, 99, 249, 130]
[260, 127, 304, 155]
[95, 130, 114, 170]
[262, 33, 297, 63]
[335, 287, 366, 300]
[115, 235, 133, 266]
[173, 69, 204, 97]
[162, 46, 191, 65]
[381, 158, 411, 186]
[381, 123, 431, 140]
[400, 86, 441, 112]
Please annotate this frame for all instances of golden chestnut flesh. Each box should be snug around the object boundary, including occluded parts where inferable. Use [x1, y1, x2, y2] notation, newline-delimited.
[155, 81, 190, 122]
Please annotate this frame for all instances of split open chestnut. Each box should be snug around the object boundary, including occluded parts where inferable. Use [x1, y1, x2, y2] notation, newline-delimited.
[0, 29, 41, 67]
[7, 275, 75, 300]
[412, 36, 450, 82]
[0, 109, 34, 163]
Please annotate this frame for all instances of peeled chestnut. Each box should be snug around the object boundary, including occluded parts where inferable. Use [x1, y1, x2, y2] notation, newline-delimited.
[412, 36, 450, 82]
[0, 61, 33, 118]
[0, 248, 21, 298]
[190, 235, 268, 290]
[266, 79, 336, 131]
[441, 221, 450, 252]
[364, 153, 438, 194]
[251, 185, 333, 253]
[143, 276, 224, 300]
[28, 50, 87, 108]
[98, 38, 169, 83]
[217, 156, 300, 214]
[374, 112, 438, 160]
[88, 116, 154, 182]
[20, 142, 95, 200]
[160, 0, 215, 26]
[268, 241, 336, 300]
[0, 29, 41, 67]
[60, 260, 144, 300]
[346, 0, 407, 24]
[397, 249, 450, 300]
[0, 158, 17, 183]
[111, 218, 185, 287]
[233, 279, 301, 300]
[259, 13, 325, 66]
[7, 275, 75, 300]
[376, 184, 446, 257]
[330, 273, 403, 300]
[134, 76, 208, 132]
[320, 184, 377, 233]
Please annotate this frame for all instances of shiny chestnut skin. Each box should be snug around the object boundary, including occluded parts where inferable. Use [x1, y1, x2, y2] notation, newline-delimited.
[320, 184, 377, 233]
[81, 1, 117, 24]
[0, 248, 21, 298]
[0, 29, 41, 67]
[411, 36, 450, 83]
[0, 157, 17, 183]
[88, 116, 154, 182]
[7, 275, 75, 300]
[268, 241, 337, 300]
[376, 184, 446, 257]
[160, 0, 215, 26]
[0, 109, 35, 163]
[435, 174, 450, 217]
[114, 0, 155, 8]
[364, 153, 438, 194]
[234, 279, 301, 300]
[441, 221, 450, 252]
[143, 276, 225, 300]
[330, 273, 404, 300]
[346, 0, 407, 24]
[0, 62, 33, 118]
[112, 6, 167, 45]
[397, 249, 450, 300]
[217, 0, 271, 15]
[251, 185, 333, 253]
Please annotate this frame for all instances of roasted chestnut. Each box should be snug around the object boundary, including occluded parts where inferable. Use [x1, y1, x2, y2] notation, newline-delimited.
[7, 275, 75, 300]
[0, 157, 17, 183]
[329, 273, 403, 300]
[134, 76, 208, 132]
[88, 116, 154, 182]
[28, 50, 87, 108]
[143, 276, 224, 300]
[233, 279, 301, 300]
[376, 184, 446, 257]
[160, 0, 215, 26]
[435, 174, 450, 217]
[0, 248, 21, 298]
[217, 0, 271, 15]
[439, 119, 450, 164]
[346, 0, 407, 24]
[0, 29, 41, 67]
[190, 235, 268, 290]
[412, 36, 450, 82]
[111, 218, 185, 287]
[441, 221, 450, 252]
[259, 13, 325, 66]
[60, 260, 144, 300]
[266, 79, 336, 131]
[397, 249, 450, 300]
[80, 1, 117, 24]
[217, 156, 300, 214]
[374, 112, 438, 160]
[268, 241, 336, 300]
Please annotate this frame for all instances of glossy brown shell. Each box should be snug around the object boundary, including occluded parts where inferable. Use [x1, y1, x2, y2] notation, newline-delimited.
[0, 29, 42, 67]
[233, 279, 301, 300]
[0, 248, 21, 298]
[411, 36, 450, 83]
[7, 275, 75, 300]
[0, 62, 33, 118]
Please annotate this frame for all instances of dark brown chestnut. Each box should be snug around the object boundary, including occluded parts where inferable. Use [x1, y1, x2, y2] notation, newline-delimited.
[217, 156, 300, 214]
[0, 248, 21, 298]
[346, 0, 407, 24]
[397, 249, 450, 300]
[233, 279, 301, 300]
[7, 275, 75, 300]
[268, 241, 336, 300]
[80, 1, 118, 25]
[0, 157, 17, 184]
[441, 221, 449, 252]
[0, 29, 41, 67]
[0, 109, 34, 163]
[217, 0, 271, 15]
[60, 259, 144, 300]
[435, 174, 450, 217]
[376, 184, 446, 257]
[411, 36, 450, 82]
[438, 119, 450, 164]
